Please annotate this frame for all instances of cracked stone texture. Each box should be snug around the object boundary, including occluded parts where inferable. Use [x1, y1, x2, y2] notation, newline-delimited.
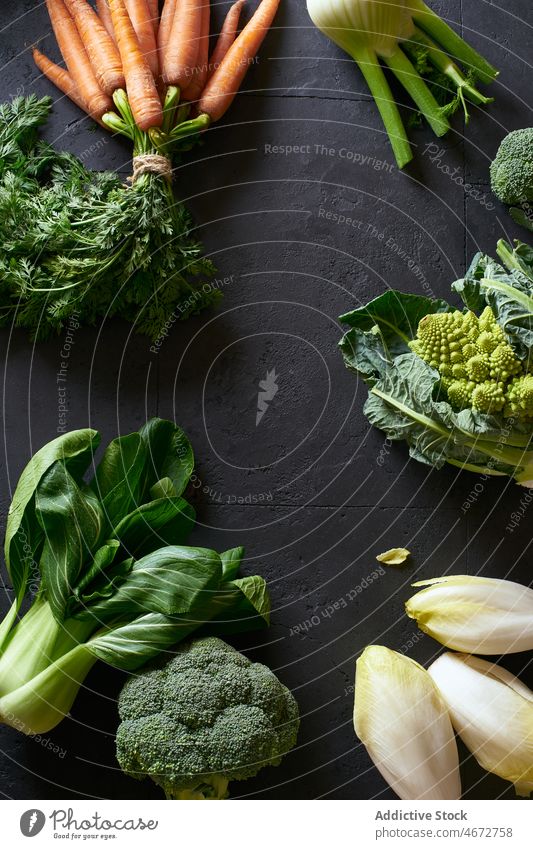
[0, 0, 532, 801]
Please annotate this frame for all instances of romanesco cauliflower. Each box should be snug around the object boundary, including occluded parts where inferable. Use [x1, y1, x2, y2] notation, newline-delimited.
[506, 374, 533, 419]
[410, 308, 532, 419]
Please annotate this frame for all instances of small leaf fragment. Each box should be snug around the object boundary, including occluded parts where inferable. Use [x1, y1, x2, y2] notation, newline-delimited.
[376, 548, 411, 566]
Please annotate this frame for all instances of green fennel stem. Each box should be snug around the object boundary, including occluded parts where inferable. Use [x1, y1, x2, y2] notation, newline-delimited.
[410, 0, 498, 85]
[383, 47, 449, 137]
[352, 45, 413, 169]
[408, 26, 493, 108]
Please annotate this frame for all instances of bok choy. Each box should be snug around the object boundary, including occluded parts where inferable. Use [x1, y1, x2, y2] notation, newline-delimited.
[0, 419, 270, 736]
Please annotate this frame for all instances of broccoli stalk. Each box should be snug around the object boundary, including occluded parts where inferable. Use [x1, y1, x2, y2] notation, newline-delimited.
[116, 638, 300, 800]
[165, 775, 230, 800]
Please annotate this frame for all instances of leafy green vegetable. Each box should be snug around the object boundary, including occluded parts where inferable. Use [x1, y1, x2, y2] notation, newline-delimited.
[116, 637, 299, 800]
[339, 240, 533, 486]
[4, 426, 100, 606]
[0, 96, 217, 340]
[0, 420, 270, 735]
[113, 496, 195, 556]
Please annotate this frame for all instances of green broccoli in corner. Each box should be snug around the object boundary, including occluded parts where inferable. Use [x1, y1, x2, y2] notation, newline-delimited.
[490, 129, 533, 231]
[116, 637, 300, 799]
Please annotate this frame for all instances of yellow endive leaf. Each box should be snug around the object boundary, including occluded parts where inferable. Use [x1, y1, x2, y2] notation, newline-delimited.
[376, 548, 410, 566]
[354, 646, 461, 800]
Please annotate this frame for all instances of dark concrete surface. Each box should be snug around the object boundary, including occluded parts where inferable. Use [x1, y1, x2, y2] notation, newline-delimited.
[0, 1, 532, 800]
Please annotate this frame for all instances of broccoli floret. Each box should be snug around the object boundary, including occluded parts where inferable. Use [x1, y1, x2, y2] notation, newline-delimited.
[490, 129, 533, 206]
[116, 637, 300, 800]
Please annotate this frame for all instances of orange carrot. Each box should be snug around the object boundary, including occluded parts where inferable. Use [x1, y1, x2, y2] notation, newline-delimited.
[146, 0, 159, 33]
[96, 0, 116, 42]
[162, 0, 203, 88]
[33, 47, 108, 126]
[208, 0, 245, 79]
[182, 1, 211, 102]
[157, 0, 177, 62]
[44, 0, 113, 118]
[199, 0, 280, 122]
[33, 47, 87, 112]
[109, 0, 163, 130]
[65, 0, 124, 94]
[125, 0, 159, 78]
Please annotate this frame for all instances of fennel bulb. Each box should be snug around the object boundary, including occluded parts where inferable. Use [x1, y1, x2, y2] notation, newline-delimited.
[307, 0, 497, 167]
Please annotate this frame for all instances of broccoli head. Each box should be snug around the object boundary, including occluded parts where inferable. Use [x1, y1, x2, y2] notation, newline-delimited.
[490, 128, 533, 206]
[116, 637, 300, 799]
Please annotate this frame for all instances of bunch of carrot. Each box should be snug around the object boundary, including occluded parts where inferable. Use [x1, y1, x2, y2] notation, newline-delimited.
[34, 0, 281, 141]
[2, 0, 282, 341]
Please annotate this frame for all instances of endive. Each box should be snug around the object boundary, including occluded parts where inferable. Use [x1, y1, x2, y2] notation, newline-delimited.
[354, 645, 461, 799]
[306, 0, 497, 167]
[406, 576, 533, 655]
[429, 653, 533, 797]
